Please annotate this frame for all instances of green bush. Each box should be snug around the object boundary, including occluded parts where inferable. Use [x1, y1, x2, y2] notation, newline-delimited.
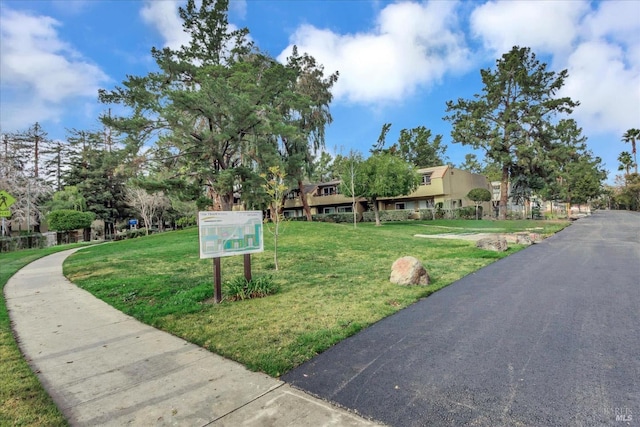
[418, 209, 435, 220]
[114, 227, 155, 240]
[455, 207, 477, 219]
[362, 209, 412, 222]
[0, 234, 47, 252]
[176, 215, 197, 228]
[224, 275, 279, 301]
[47, 210, 95, 231]
[311, 213, 355, 223]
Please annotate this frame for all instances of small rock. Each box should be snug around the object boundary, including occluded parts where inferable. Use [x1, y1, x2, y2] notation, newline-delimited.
[390, 256, 429, 286]
[476, 237, 508, 252]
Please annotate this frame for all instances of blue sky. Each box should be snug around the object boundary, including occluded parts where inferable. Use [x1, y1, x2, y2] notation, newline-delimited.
[1, 0, 639, 184]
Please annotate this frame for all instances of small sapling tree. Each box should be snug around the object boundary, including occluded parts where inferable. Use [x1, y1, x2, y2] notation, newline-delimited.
[261, 166, 287, 270]
[466, 188, 492, 220]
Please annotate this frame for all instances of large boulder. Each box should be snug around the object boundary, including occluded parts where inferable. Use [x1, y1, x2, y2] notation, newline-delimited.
[390, 256, 429, 286]
[476, 237, 508, 252]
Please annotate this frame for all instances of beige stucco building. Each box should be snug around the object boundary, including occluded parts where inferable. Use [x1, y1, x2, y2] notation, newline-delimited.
[282, 165, 492, 218]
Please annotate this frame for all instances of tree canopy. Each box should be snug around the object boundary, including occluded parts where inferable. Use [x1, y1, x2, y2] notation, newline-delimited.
[371, 123, 446, 168]
[622, 128, 639, 174]
[358, 153, 419, 226]
[445, 46, 579, 219]
[47, 210, 95, 232]
[99, 0, 336, 212]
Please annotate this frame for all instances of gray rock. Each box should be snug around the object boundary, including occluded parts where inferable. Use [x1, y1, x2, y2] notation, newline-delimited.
[390, 256, 429, 286]
[515, 233, 532, 245]
[476, 237, 508, 252]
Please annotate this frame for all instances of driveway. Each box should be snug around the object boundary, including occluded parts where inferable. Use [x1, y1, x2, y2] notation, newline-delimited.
[283, 211, 639, 426]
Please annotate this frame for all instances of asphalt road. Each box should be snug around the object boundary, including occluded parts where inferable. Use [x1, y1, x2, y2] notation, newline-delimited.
[282, 210, 639, 426]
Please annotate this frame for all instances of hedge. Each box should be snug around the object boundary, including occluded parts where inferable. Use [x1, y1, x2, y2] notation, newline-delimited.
[311, 213, 355, 223]
[362, 210, 412, 222]
[48, 210, 95, 231]
[0, 234, 47, 252]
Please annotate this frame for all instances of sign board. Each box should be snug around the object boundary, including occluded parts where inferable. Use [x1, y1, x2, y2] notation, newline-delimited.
[199, 211, 263, 259]
[0, 190, 16, 218]
[129, 219, 138, 226]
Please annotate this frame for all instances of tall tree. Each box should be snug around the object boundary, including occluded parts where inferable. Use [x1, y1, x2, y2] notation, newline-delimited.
[359, 153, 419, 226]
[311, 151, 334, 182]
[277, 47, 338, 221]
[99, 0, 335, 212]
[445, 46, 578, 219]
[11, 122, 52, 178]
[459, 153, 483, 174]
[64, 144, 131, 238]
[1, 133, 26, 179]
[42, 140, 71, 191]
[540, 120, 606, 207]
[617, 151, 635, 177]
[371, 123, 446, 168]
[391, 126, 447, 168]
[622, 128, 639, 174]
[44, 186, 87, 213]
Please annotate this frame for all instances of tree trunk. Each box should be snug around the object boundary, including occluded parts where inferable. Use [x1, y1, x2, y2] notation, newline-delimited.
[211, 189, 234, 211]
[298, 179, 312, 221]
[499, 167, 509, 220]
[372, 197, 381, 226]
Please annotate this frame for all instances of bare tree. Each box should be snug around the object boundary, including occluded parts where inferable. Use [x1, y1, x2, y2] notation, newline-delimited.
[124, 187, 169, 235]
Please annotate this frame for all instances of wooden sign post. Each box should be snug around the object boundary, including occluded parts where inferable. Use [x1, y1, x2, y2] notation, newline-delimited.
[199, 211, 263, 303]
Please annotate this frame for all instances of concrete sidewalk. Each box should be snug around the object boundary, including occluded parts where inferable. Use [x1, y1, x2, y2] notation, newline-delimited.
[5, 249, 382, 426]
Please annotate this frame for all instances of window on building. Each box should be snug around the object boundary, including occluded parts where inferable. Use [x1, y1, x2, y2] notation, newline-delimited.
[323, 207, 335, 214]
[337, 206, 353, 213]
[322, 186, 336, 196]
[419, 198, 435, 209]
[421, 173, 432, 185]
[286, 190, 300, 200]
[395, 202, 406, 210]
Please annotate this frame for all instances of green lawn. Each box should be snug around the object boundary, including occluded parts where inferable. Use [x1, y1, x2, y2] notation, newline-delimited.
[0, 245, 93, 427]
[63, 219, 569, 377]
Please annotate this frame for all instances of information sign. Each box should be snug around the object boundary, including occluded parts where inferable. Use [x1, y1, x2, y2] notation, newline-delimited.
[198, 211, 263, 259]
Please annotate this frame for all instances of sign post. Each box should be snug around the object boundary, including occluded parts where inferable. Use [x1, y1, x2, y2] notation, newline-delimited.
[198, 211, 264, 303]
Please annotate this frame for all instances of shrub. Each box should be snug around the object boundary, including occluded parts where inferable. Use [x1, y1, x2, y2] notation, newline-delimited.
[224, 275, 279, 301]
[418, 209, 435, 220]
[362, 209, 412, 222]
[455, 207, 477, 219]
[0, 234, 47, 252]
[48, 210, 95, 231]
[176, 215, 197, 228]
[311, 213, 355, 223]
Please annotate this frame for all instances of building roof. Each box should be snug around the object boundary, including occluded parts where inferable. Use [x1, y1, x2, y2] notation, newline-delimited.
[416, 165, 450, 179]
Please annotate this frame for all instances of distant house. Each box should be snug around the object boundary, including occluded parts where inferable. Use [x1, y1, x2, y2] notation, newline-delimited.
[377, 166, 491, 212]
[282, 165, 492, 219]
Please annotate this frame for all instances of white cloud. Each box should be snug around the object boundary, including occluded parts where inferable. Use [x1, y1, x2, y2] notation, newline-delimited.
[470, 0, 590, 56]
[562, 40, 640, 134]
[580, 0, 639, 44]
[229, 0, 247, 20]
[140, 0, 190, 50]
[278, 1, 471, 105]
[140, 0, 249, 53]
[0, 8, 108, 131]
[470, 1, 640, 135]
